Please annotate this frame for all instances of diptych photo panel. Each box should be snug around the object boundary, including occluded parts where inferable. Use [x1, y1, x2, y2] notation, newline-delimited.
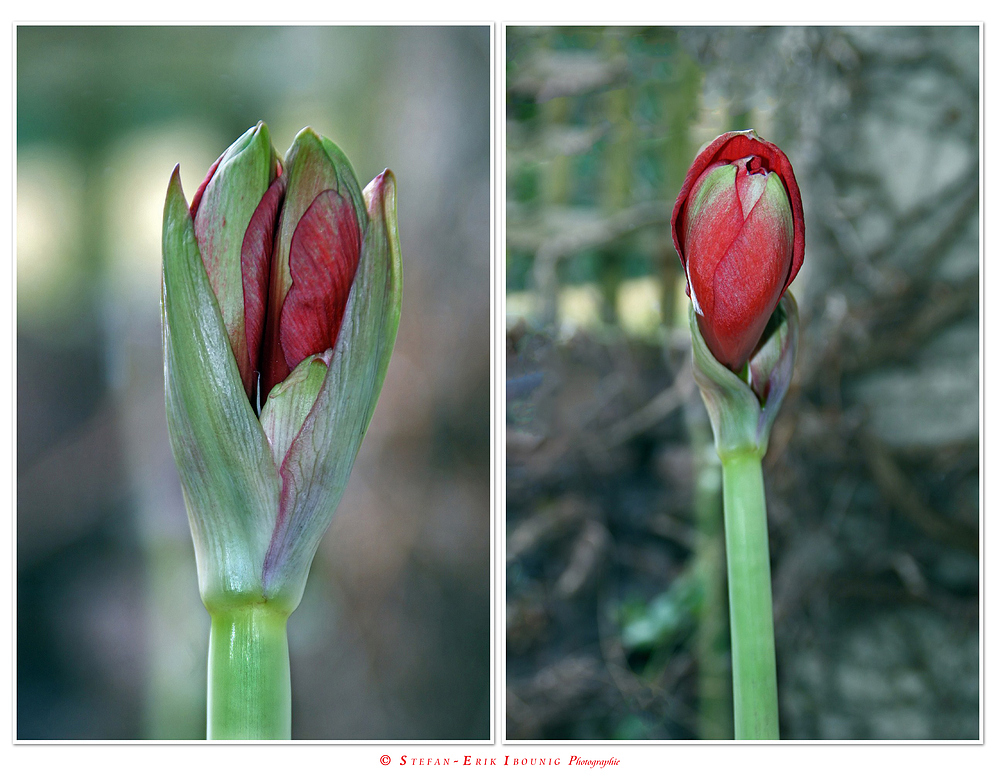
[17, 25, 490, 741]
[11, 16, 985, 767]
[504, 25, 980, 743]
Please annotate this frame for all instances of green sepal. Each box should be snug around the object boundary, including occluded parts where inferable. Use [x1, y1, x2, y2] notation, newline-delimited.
[362, 170, 404, 425]
[260, 170, 403, 606]
[689, 293, 797, 461]
[161, 166, 281, 609]
[193, 122, 280, 388]
[748, 293, 798, 446]
[259, 351, 330, 470]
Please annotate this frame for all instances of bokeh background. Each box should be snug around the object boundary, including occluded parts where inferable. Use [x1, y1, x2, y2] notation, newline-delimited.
[506, 26, 979, 740]
[17, 26, 490, 739]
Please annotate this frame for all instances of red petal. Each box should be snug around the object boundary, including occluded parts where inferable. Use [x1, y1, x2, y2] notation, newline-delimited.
[702, 189, 794, 371]
[279, 189, 362, 375]
[188, 152, 224, 218]
[241, 175, 286, 402]
[683, 164, 744, 321]
[734, 163, 769, 218]
[671, 131, 804, 296]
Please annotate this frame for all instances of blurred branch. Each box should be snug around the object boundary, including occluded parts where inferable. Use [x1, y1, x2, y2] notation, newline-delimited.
[507, 496, 592, 564]
[882, 175, 978, 277]
[506, 657, 612, 739]
[604, 361, 694, 447]
[861, 434, 978, 552]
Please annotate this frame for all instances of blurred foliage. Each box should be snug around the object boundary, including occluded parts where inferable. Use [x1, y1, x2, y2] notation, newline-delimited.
[18, 25, 491, 740]
[506, 26, 979, 741]
[619, 569, 701, 655]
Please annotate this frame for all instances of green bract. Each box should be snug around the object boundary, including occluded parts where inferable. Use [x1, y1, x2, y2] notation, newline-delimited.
[689, 293, 798, 461]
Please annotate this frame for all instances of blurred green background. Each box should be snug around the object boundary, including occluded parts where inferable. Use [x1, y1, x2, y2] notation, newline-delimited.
[506, 26, 979, 740]
[17, 25, 490, 739]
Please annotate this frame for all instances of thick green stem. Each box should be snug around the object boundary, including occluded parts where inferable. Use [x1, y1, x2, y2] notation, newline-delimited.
[694, 447, 732, 739]
[207, 604, 291, 740]
[721, 452, 779, 740]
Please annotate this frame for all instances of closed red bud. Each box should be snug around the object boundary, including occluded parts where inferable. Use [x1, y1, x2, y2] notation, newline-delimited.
[671, 131, 805, 372]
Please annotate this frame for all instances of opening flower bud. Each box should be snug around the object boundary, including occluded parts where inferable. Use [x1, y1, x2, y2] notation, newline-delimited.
[672, 131, 805, 373]
[161, 123, 401, 611]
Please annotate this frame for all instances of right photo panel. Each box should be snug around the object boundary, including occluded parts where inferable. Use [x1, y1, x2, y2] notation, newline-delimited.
[505, 26, 980, 741]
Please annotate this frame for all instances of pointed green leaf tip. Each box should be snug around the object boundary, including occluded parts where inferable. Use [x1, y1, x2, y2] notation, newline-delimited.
[363, 169, 403, 414]
[162, 162, 281, 610]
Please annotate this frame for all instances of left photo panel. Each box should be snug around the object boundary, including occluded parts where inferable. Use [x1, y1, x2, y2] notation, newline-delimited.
[17, 25, 492, 740]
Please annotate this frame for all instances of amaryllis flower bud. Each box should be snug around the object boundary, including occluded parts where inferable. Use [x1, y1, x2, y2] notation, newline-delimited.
[671, 130, 804, 373]
[162, 123, 402, 612]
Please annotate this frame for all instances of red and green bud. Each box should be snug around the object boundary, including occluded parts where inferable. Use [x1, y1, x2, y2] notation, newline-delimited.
[188, 122, 282, 399]
[162, 123, 402, 612]
[259, 128, 368, 401]
[672, 130, 804, 373]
